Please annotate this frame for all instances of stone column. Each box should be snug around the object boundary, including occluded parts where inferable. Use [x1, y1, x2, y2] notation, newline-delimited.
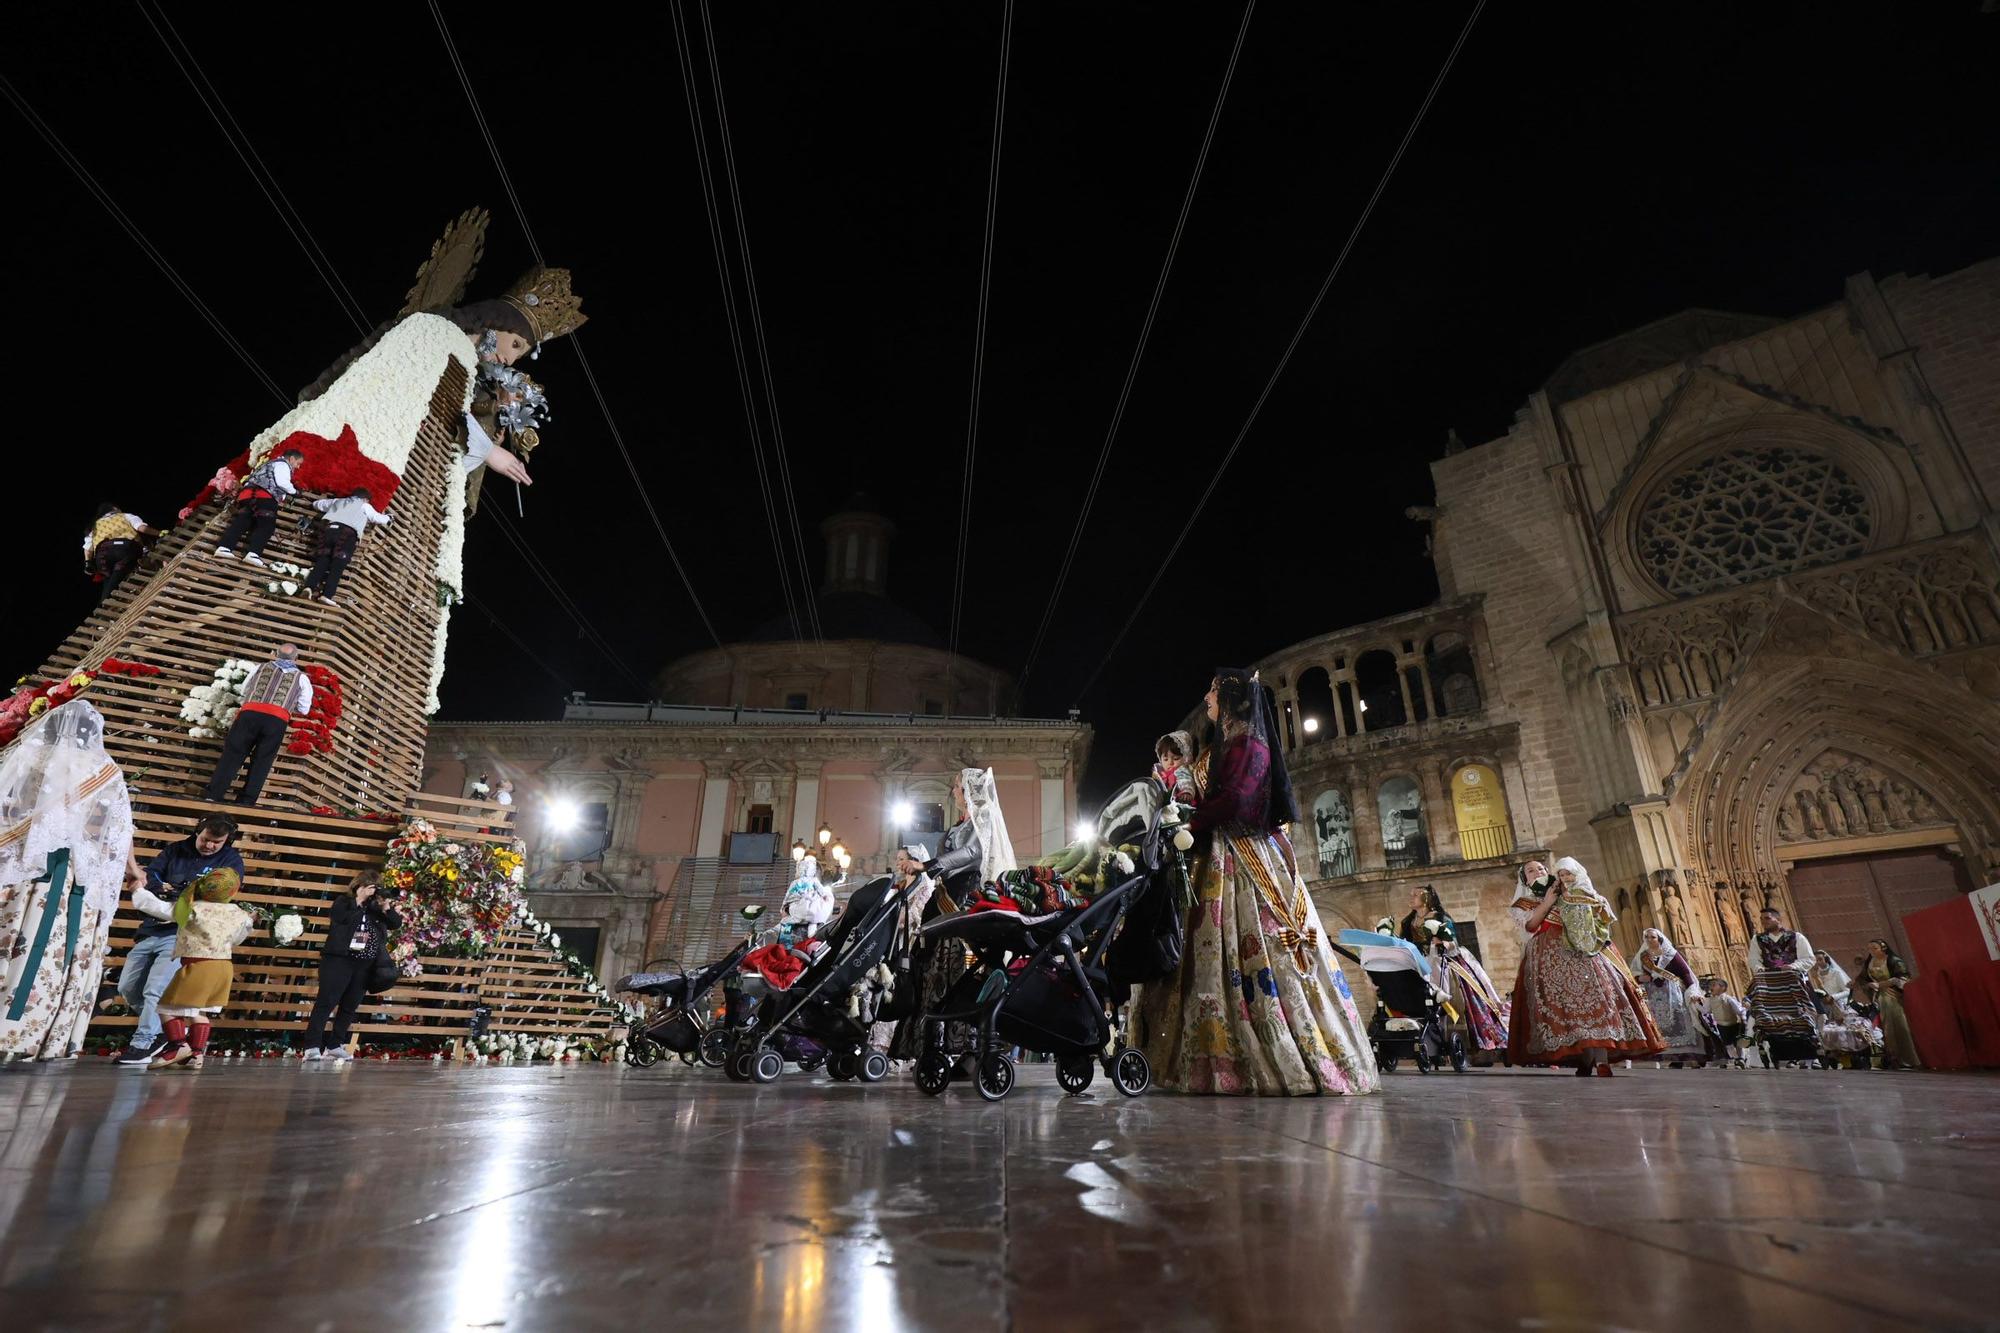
[695, 762, 732, 859]
[1038, 758, 1068, 863]
[790, 762, 822, 848]
[1418, 765, 1454, 861]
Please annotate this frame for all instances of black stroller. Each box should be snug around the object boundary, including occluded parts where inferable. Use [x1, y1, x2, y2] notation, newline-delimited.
[617, 905, 765, 1068]
[1352, 937, 1465, 1074]
[724, 877, 911, 1085]
[912, 801, 1186, 1101]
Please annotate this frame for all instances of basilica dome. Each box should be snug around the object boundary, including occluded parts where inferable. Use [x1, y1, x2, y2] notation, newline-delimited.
[656, 504, 1012, 716]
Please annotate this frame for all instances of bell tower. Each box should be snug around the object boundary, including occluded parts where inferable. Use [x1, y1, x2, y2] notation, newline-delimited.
[820, 501, 896, 597]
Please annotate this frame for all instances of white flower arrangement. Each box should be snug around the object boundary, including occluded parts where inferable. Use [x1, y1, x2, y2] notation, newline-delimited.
[180, 658, 256, 738]
[273, 913, 305, 945]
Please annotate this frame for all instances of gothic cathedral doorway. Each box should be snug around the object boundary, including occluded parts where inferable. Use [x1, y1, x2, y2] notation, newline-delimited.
[1784, 846, 1973, 968]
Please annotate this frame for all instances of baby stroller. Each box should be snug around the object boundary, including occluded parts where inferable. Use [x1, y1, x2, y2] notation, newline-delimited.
[1341, 929, 1465, 1073]
[912, 800, 1188, 1101]
[617, 905, 767, 1068]
[724, 876, 911, 1085]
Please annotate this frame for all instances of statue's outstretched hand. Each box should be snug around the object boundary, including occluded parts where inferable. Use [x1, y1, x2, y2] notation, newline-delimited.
[486, 449, 533, 486]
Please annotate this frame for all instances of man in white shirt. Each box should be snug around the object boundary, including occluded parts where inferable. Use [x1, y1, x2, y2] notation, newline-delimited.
[215, 448, 306, 567]
[303, 488, 391, 606]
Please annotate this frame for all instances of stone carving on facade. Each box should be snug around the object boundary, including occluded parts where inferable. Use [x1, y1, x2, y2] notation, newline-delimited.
[1788, 538, 2000, 661]
[1777, 750, 1949, 844]
[1623, 589, 1775, 709]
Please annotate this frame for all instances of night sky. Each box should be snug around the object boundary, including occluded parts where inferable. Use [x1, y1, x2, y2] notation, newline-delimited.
[8, 4, 1997, 805]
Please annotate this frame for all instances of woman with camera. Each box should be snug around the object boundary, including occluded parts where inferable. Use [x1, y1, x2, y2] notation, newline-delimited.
[299, 875, 401, 1062]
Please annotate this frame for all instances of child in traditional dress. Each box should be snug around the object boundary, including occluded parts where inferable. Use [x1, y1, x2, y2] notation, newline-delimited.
[1153, 730, 1200, 807]
[149, 868, 253, 1070]
[1704, 978, 1749, 1067]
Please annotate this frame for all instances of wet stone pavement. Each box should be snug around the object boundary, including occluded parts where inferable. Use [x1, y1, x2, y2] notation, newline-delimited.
[2, 1059, 1996, 1332]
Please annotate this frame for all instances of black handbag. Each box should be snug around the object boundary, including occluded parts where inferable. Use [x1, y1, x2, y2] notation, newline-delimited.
[364, 950, 401, 994]
[1106, 863, 1190, 986]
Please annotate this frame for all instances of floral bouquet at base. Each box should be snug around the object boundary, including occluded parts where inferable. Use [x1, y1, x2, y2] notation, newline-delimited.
[382, 818, 528, 978]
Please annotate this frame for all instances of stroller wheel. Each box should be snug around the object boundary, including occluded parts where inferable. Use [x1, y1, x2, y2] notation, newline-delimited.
[1379, 1054, 1399, 1074]
[829, 1052, 859, 1082]
[796, 1052, 826, 1073]
[915, 1053, 952, 1096]
[751, 1050, 784, 1083]
[632, 1037, 663, 1068]
[1450, 1038, 1469, 1073]
[1056, 1055, 1095, 1095]
[1415, 1046, 1434, 1074]
[726, 1049, 754, 1082]
[976, 1053, 1016, 1102]
[859, 1051, 891, 1083]
[697, 1027, 733, 1069]
[1112, 1047, 1151, 1097]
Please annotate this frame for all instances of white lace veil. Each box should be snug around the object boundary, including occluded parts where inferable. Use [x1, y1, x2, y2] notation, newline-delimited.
[0, 701, 134, 912]
[959, 767, 1017, 885]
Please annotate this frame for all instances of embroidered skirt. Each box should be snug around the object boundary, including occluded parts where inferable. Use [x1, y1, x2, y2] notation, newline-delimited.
[159, 958, 234, 1014]
[1135, 832, 1378, 1096]
[1506, 930, 1664, 1065]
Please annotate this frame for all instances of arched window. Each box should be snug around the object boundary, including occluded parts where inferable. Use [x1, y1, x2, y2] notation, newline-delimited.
[1636, 446, 1872, 597]
[1448, 763, 1514, 860]
[1296, 667, 1335, 744]
[1377, 776, 1428, 869]
[1312, 788, 1354, 877]
[1355, 650, 1407, 730]
[1426, 632, 1481, 717]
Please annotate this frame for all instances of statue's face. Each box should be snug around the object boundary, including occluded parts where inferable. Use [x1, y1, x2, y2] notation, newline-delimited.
[483, 330, 532, 365]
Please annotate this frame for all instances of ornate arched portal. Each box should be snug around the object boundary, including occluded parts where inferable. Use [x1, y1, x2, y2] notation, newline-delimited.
[1677, 604, 2000, 974]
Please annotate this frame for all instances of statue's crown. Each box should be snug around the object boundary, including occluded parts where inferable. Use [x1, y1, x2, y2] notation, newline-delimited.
[503, 266, 587, 345]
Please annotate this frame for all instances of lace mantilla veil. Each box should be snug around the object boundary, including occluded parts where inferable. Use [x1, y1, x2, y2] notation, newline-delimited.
[959, 767, 1017, 885]
[0, 701, 134, 912]
[1210, 667, 1299, 834]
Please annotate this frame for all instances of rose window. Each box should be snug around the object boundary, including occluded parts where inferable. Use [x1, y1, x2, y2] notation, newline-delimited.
[1636, 447, 1871, 596]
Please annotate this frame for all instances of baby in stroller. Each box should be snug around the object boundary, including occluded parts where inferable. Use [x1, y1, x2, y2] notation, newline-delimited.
[1341, 920, 1465, 1073]
[725, 873, 915, 1085]
[911, 781, 1193, 1101]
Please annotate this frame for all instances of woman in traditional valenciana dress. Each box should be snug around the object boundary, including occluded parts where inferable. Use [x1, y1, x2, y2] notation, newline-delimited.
[1634, 927, 1707, 1067]
[1399, 884, 1510, 1054]
[1505, 856, 1663, 1076]
[1136, 669, 1378, 1096]
[0, 702, 138, 1062]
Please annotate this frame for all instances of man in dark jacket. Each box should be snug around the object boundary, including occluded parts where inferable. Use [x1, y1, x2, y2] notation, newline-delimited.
[115, 815, 244, 1065]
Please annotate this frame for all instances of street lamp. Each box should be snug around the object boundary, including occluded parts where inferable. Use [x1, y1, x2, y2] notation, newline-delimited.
[795, 825, 851, 880]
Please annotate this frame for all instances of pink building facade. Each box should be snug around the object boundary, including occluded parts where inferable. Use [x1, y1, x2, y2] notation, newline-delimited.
[423, 507, 1092, 981]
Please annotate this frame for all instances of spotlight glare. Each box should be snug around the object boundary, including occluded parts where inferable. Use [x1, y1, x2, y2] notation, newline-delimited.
[891, 801, 914, 827]
[547, 799, 580, 833]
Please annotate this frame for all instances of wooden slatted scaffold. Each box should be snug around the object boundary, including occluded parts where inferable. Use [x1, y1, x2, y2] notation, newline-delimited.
[13, 212, 621, 1056]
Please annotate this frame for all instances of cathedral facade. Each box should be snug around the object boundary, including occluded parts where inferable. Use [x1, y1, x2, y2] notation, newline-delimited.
[425, 507, 1091, 984]
[1264, 258, 2000, 993]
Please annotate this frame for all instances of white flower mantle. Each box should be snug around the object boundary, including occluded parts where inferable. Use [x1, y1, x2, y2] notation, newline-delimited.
[246, 314, 476, 481]
[243, 313, 479, 710]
